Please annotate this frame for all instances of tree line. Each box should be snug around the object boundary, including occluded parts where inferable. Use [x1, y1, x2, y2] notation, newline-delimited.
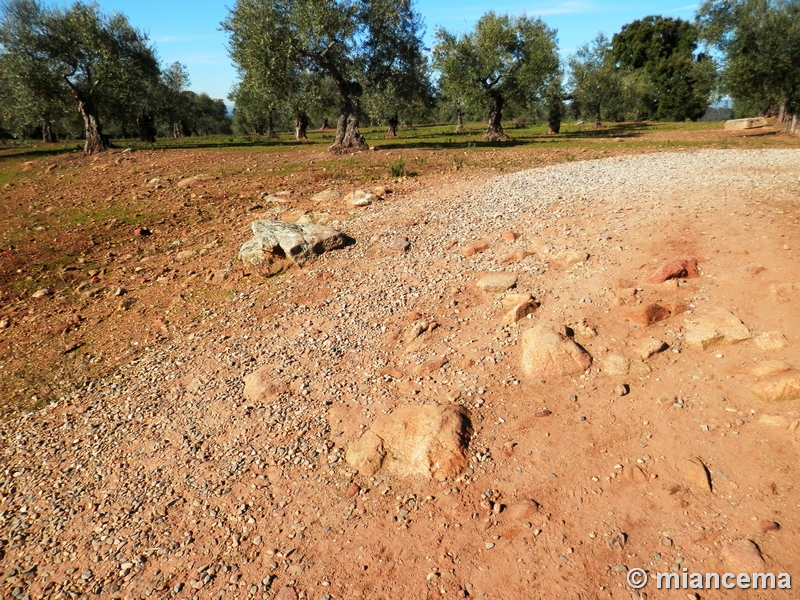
[1, 0, 798, 155]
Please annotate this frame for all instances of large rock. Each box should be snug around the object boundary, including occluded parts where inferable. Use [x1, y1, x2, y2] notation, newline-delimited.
[345, 404, 472, 479]
[238, 220, 351, 268]
[520, 323, 592, 380]
[645, 254, 699, 284]
[684, 308, 750, 349]
[724, 117, 768, 130]
[752, 370, 800, 402]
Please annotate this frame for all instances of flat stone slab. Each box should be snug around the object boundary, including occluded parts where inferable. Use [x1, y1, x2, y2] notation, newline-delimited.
[477, 272, 517, 293]
[724, 117, 768, 130]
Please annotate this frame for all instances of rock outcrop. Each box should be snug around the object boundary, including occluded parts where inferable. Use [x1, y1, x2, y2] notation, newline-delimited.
[238, 220, 351, 270]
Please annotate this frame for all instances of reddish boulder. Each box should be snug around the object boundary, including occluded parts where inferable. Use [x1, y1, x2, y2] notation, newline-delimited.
[645, 254, 699, 284]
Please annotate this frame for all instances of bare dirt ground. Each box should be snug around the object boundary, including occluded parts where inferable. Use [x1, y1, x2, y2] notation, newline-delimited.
[1, 126, 800, 600]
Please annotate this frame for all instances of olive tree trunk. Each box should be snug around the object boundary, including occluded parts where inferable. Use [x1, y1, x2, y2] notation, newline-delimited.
[330, 93, 367, 153]
[318, 117, 330, 131]
[42, 118, 56, 143]
[138, 114, 157, 143]
[386, 114, 399, 137]
[266, 114, 277, 139]
[77, 97, 106, 154]
[295, 112, 309, 140]
[484, 93, 507, 141]
[454, 109, 464, 133]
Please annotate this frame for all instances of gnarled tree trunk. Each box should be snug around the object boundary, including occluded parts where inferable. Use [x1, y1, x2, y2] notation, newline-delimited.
[454, 109, 464, 133]
[331, 92, 367, 153]
[76, 96, 105, 154]
[318, 117, 330, 131]
[594, 110, 602, 128]
[386, 114, 399, 137]
[138, 114, 157, 143]
[295, 112, 309, 140]
[484, 93, 507, 141]
[785, 112, 798, 136]
[266, 114, 277, 139]
[547, 93, 562, 135]
[42, 118, 56, 143]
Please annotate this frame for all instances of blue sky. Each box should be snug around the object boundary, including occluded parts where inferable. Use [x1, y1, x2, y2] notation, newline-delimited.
[46, 1, 700, 103]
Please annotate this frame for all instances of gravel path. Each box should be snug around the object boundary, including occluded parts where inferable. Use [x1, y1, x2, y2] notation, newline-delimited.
[1, 149, 798, 599]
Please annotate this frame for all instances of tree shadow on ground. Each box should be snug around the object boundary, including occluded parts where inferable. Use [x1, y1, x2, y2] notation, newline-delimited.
[0, 144, 82, 162]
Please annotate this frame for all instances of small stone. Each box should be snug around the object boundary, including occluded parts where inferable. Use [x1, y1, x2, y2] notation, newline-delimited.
[615, 384, 629, 396]
[252, 536, 262, 545]
[502, 300, 535, 323]
[387, 236, 411, 253]
[32, 287, 53, 298]
[274, 587, 299, 600]
[311, 188, 340, 202]
[505, 500, 539, 521]
[759, 520, 780, 533]
[346, 483, 361, 498]
[501, 231, 519, 241]
[676, 457, 712, 492]
[461, 240, 490, 257]
[608, 533, 627, 551]
[484, 542, 495, 549]
[629, 303, 671, 326]
[476, 272, 517, 293]
[343, 189, 374, 206]
[720, 539, 765, 572]
[638, 337, 667, 359]
[520, 322, 592, 380]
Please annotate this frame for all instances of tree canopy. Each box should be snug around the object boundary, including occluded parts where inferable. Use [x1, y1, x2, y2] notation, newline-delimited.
[610, 16, 716, 121]
[0, 0, 161, 153]
[223, 0, 430, 152]
[697, 0, 800, 133]
[433, 12, 559, 140]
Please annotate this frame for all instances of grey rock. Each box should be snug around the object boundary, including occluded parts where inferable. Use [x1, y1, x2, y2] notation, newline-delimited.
[238, 220, 351, 268]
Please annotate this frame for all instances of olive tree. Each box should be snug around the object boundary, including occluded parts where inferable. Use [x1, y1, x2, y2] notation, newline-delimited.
[0, 0, 160, 153]
[223, 0, 428, 153]
[433, 12, 559, 141]
[697, 0, 800, 134]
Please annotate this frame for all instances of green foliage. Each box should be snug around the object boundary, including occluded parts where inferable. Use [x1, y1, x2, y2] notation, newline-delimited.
[387, 159, 406, 177]
[433, 12, 560, 137]
[568, 34, 626, 124]
[697, 0, 800, 127]
[611, 16, 715, 121]
[223, 0, 429, 151]
[0, 0, 161, 151]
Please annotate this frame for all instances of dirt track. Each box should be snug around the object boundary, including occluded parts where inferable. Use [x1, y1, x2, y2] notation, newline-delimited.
[1, 148, 800, 599]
